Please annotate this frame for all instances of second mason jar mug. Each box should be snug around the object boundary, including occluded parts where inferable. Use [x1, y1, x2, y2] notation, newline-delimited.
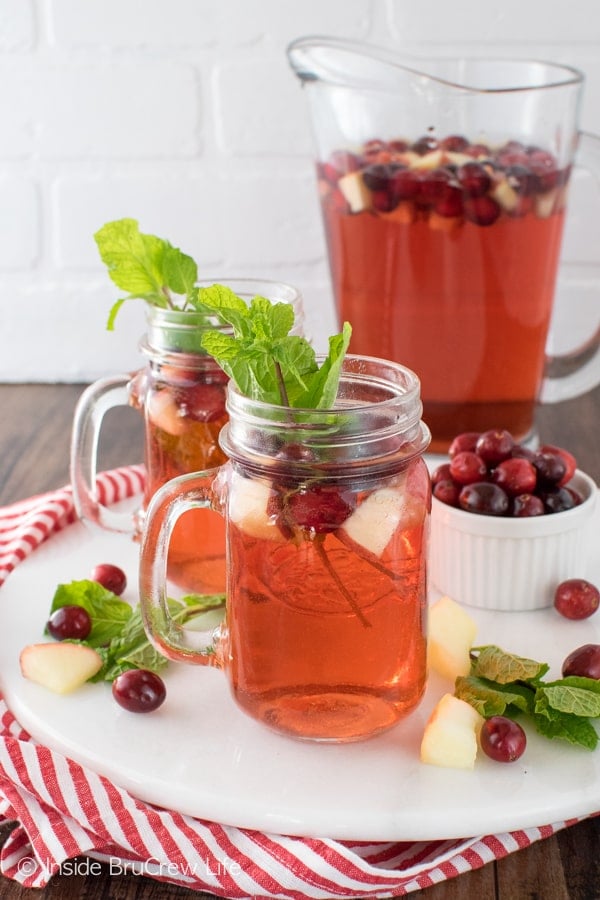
[70, 278, 304, 594]
[139, 355, 432, 743]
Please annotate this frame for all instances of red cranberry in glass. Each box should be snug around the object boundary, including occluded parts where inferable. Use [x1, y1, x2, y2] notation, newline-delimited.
[435, 189, 464, 218]
[285, 485, 354, 534]
[433, 480, 461, 507]
[492, 457, 537, 496]
[480, 717, 526, 763]
[512, 494, 545, 517]
[412, 134, 439, 155]
[562, 644, 600, 680]
[441, 134, 469, 152]
[91, 563, 127, 596]
[476, 429, 515, 465]
[389, 138, 409, 152]
[554, 579, 600, 620]
[362, 163, 394, 192]
[47, 605, 92, 642]
[528, 149, 561, 191]
[371, 189, 398, 212]
[392, 168, 420, 200]
[458, 162, 491, 197]
[275, 442, 317, 464]
[182, 383, 226, 423]
[464, 195, 501, 226]
[459, 483, 510, 516]
[466, 143, 490, 158]
[506, 164, 536, 196]
[418, 168, 454, 204]
[449, 451, 488, 486]
[448, 431, 480, 458]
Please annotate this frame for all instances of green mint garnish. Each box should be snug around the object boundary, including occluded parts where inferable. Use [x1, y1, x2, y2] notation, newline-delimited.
[94, 218, 199, 329]
[197, 285, 352, 408]
[456, 645, 600, 751]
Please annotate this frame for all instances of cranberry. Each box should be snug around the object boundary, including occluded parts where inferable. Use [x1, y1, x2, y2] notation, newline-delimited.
[511, 494, 545, 517]
[433, 479, 461, 507]
[464, 195, 500, 226]
[389, 138, 409, 152]
[492, 457, 537, 496]
[480, 717, 526, 763]
[392, 168, 420, 200]
[412, 134, 439, 155]
[554, 579, 600, 620]
[91, 563, 127, 596]
[47, 606, 92, 641]
[284, 485, 354, 533]
[448, 431, 480, 458]
[449, 451, 488, 486]
[181, 383, 226, 422]
[562, 644, 600, 679]
[112, 670, 166, 713]
[458, 162, 491, 197]
[459, 482, 510, 516]
[475, 429, 515, 465]
[435, 189, 464, 218]
[418, 168, 454, 204]
[431, 462, 453, 485]
[372, 189, 398, 212]
[506, 164, 535, 195]
[465, 143, 490, 158]
[441, 134, 469, 152]
[528, 149, 561, 191]
[533, 450, 567, 487]
[539, 444, 576, 486]
[538, 487, 576, 514]
[362, 163, 394, 192]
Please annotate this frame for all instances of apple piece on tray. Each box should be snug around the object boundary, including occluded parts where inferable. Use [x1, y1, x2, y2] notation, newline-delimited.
[420, 693, 484, 769]
[20, 642, 103, 694]
[427, 595, 477, 681]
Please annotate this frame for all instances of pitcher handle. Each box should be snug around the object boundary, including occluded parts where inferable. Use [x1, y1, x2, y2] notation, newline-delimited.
[540, 131, 600, 403]
[70, 374, 142, 533]
[139, 471, 225, 666]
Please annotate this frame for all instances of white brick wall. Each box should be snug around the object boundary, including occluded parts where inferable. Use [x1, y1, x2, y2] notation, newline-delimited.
[0, 0, 599, 381]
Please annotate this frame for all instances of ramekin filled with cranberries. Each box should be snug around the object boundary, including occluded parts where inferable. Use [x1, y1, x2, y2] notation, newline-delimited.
[429, 429, 597, 611]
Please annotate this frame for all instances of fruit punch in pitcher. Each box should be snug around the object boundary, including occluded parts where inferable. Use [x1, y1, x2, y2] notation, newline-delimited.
[140, 294, 432, 742]
[288, 41, 600, 452]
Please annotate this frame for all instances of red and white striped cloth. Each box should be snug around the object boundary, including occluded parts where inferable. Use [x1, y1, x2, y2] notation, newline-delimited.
[0, 467, 594, 896]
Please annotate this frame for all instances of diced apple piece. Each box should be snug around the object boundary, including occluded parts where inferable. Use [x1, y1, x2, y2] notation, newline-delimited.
[410, 149, 446, 171]
[338, 171, 372, 212]
[490, 175, 519, 213]
[20, 642, 103, 694]
[420, 693, 484, 769]
[340, 487, 422, 558]
[445, 151, 474, 168]
[229, 471, 282, 541]
[147, 390, 187, 436]
[535, 188, 559, 218]
[427, 595, 477, 681]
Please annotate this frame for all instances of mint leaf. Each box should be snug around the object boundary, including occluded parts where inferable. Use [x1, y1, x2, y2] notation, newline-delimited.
[532, 695, 598, 749]
[48, 580, 133, 648]
[94, 218, 199, 328]
[291, 323, 353, 409]
[471, 645, 549, 684]
[455, 675, 534, 718]
[537, 684, 600, 719]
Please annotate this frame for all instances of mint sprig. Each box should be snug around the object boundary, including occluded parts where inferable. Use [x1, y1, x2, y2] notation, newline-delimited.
[456, 645, 600, 750]
[94, 218, 199, 329]
[197, 284, 352, 408]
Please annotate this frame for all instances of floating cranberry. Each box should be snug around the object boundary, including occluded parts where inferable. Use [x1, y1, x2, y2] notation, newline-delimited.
[458, 162, 491, 197]
[506, 164, 536, 196]
[464, 195, 500, 226]
[362, 163, 394, 192]
[459, 483, 510, 516]
[371, 189, 398, 212]
[435, 189, 464, 218]
[392, 168, 421, 200]
[465, 143, 489, 158]
[449, 451, 488, 486]
[418, 168, 454, 204]
[412, 134, 439, 155]
[441, 134, 469, 152]
[181, 383, 226, 423]
[284, 485, 354, 533]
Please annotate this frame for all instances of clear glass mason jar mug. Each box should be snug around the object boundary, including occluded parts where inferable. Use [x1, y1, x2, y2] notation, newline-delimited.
[70, 279, 304, 594]
[139, 356, 432, 743]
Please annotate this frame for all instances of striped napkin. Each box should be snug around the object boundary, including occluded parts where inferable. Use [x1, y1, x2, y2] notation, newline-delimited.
[0, 467, 591, 896]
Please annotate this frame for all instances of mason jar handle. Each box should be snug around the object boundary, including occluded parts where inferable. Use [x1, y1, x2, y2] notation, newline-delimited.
[139, 471, 224, 666]
[70, 374, 142, 533]
[541, 131, 600, 403]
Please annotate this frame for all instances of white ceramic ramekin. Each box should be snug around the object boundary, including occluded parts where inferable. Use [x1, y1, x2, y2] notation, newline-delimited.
[429, 470, 598, 611]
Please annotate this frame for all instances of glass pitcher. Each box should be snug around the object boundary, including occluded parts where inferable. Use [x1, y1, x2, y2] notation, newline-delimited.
[288, 38, 600, 452]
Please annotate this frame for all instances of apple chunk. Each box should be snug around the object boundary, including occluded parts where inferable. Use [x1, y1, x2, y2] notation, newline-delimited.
[427, 595, 477, 681]
[340, 487, 422, 558]
[229, 472, 282, 541]
[20, 642, 103, 694]
[420, 693, 484, 769]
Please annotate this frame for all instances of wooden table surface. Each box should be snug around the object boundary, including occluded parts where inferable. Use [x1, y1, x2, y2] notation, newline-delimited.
[0, 382, 599, 900]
